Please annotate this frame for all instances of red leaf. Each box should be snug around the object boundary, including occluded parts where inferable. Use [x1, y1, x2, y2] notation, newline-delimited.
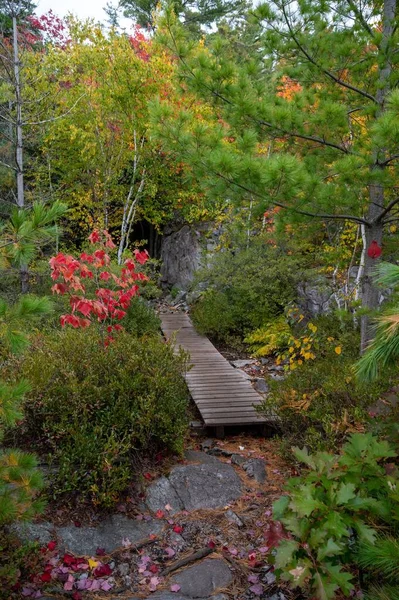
[155, 510, 165, 519]
[72, 592, 82, 600]
[93, 564, 112, 577]
[88, 230, 101, 244]
[264, 521, 287, 548]
[47, 541, 57, 551]
[96, 547, 106, 556]
[173, 525, 183, 534]
[208, 540, 216, 549]
[143, 472, 152, 480]
[149, 564, 159, 573]
[40, 572, 51, 582]
[367, 240, 382, 259]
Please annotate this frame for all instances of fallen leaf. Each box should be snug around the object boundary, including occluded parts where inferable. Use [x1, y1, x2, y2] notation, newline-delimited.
[173, 525, 183, 534]
[165, 504, 172, 512]
[248, 574, 259, 584]
[47, 541, 57, 552]
[250, 583, 264, 596]
[88, 558, 99, 570]
[122, 537, 132, 548]
[165, 547, 176, 558]
[149, 576, 160, 591]
[155, 510, 165, 519]
[171, 584, 181, 592]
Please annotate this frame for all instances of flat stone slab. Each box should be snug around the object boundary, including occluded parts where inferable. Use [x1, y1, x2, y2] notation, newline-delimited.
[146, 462, 242, 514]
[13, 516, 164, 555]
[170, 559, 232, 598]
[184, 450, 221, 465]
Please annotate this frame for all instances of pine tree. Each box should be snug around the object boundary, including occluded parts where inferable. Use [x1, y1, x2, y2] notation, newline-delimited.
[0, 295, 51, 524]
[152, 0, 399, 353]
[356, 262, 399, 381]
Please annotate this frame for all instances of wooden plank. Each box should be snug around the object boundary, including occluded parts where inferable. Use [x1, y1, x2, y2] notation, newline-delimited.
[160, 312, 269, 428]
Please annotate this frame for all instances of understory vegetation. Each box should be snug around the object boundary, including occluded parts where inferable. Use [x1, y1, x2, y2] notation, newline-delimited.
[1, 0, 399, 598]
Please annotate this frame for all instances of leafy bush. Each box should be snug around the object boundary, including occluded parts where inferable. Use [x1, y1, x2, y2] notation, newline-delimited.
[12, 328, 189, 507]
[123, 297, 161, 337]
[260, 315, 396, 454]
[244, 316, 291, 357]
[270, 434, 399, 600]
[190, 240, 302, 345]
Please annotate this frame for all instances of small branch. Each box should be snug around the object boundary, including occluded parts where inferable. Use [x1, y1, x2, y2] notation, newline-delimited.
[345, 0, 374, 37]
[373, 196, 399, 223]
[161, 547, 214, 576]
[282, 4, 378, 104]
[23, 94, 86, 126]
[378, 154, 399, 167]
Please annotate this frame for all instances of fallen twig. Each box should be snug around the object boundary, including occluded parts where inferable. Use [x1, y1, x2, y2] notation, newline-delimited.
[161, 546, 214, 576]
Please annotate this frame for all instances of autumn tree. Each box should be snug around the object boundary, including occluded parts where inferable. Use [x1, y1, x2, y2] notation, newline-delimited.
[152, 0, 399, 352]
[36, 20, 215, 260]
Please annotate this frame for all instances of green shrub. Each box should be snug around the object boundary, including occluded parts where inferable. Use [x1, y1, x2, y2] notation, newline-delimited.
[271, 434, 399, 600]
[260, 315, 396, 454]
[123, 297, 161, 337]
[244, 316, 292, 357]
[190, 240, 302, 344]
[11, 328, 189, 507]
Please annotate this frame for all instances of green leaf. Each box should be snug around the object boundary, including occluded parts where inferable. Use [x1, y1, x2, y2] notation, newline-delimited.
[317, 538, 344, 561]
[336, 482, 356, 505]
[322, 512, 350, 538]
[273, 495, 290, 520]
[274, 539, 300, 569]
[292, 446, 316, 469]
[353, 519, 378, 544]
[324, 563, 354, 595]
[314, 571, 339, 600]
[289, 484, 322, 517]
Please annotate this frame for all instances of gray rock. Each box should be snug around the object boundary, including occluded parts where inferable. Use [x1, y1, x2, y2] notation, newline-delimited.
[231, 359, 256, 368]
[117, 563, 130, 577]
[146, 475, 184, 514]
[147, 463, 242, 514]
[208, 448, 232, 458]
[15, 516, 163, 555]
[266, 593, 286, 600]
[11, 521, 55, 545]
[200, 439, 214, 451]
[58, 515, 164, 555]
[170, 559, 232, 598]
[254, 378, 270, 394]
[160, 225, 202, 289]
[270, 373, 285, 382]
[184, 450, 221, 465]
[225, 509, 244, 528]
[231, 454, 246, 467]
[243, 459, 267, 483]
[174, 290, 188, 302]
[267, 365, 284, 372]
[237, 370, 252, 381]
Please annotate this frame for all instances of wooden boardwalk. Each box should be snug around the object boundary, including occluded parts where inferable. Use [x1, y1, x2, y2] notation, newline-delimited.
[160, 312, 267, 430]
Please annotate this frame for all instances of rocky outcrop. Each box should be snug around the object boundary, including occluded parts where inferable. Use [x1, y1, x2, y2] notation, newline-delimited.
[160, 225, 202, 290]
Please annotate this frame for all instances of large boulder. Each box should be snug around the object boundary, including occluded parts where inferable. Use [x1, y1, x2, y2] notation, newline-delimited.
[146, 461, 242, 514]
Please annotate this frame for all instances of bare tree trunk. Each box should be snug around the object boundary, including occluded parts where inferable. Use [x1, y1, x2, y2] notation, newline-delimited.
[12, 15, 24, 209]
[12, 14, 29, 293]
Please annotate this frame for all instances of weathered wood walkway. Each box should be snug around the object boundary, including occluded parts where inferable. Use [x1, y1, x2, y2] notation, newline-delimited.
[160, 312, 267, 430]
